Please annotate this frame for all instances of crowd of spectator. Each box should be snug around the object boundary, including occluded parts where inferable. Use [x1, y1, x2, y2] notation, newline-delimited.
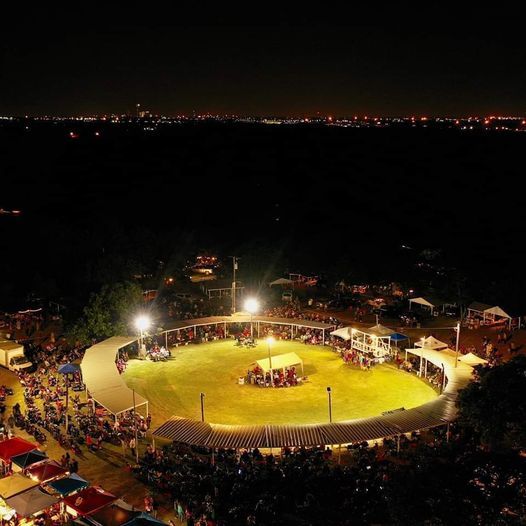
[134, 425, 526, 525]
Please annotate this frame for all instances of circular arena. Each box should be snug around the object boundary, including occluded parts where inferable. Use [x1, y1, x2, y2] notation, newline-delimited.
[81, 316, 475, 449]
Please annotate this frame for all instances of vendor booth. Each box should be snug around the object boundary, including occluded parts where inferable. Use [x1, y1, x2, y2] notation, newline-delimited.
[0, 473, 39, 500]
[6, 486, 57, 519]
[26, 460, 68, 483]
[47, 473, 89, 497]
[63, 486, 117, 517]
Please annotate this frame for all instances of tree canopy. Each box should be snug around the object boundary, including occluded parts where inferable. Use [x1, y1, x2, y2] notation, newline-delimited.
[457, 356, 526, 449]
[69, 281, 144, 344]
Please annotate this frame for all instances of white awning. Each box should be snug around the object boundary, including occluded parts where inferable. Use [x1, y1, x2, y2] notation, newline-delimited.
[458, 352, 488, 366]
[368, 324, 394, 336]
[81, 337, 148, 415]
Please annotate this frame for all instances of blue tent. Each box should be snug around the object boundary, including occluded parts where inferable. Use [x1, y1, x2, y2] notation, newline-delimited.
[47, 473, 89, 496]
[11, 449, 48, 469]
[122, 512, 167, 526]
[58, 363, 81, 375]
[390, 332, 408, 342]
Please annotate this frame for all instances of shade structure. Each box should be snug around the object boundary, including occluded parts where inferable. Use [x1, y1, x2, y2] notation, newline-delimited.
[122, 512, 168, 525]
[47, 473, 89, 496]
[25, 460, 68, 483]
[368, 324, 395, 336]
[58, 362, 81, 374]
[11, 449, 47, 469]
[0, 437, 37, 463]
[415, 336, 449, 350]
[390, 332, 408, 341]
[6, 486, 57, 517]
[64, 486, 117, 516]
[458, 352, 488, 366]
[256, 352, 303, 374]
[330, 327, 352, 340]
[0, 473, 39, 499]
[81, 337, 149, 416]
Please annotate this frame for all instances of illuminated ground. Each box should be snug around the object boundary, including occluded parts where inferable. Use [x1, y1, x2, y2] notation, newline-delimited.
[123, 340, 437, 427]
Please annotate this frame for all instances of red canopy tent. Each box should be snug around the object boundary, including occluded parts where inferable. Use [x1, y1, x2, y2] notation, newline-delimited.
[63, 486, 117, 516]
[0, 438, 37, 464]
[25, 460, 68, 483]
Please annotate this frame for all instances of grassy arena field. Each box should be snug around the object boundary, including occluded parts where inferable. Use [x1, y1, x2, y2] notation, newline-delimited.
[123, 340, 437, 428]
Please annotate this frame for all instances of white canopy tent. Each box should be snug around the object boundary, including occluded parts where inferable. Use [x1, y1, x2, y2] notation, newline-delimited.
[269, 278, 294, 287]
[408, 297, 435, 313]
[350, 328, 391, 358]
[409, 297, 456, 316]
[368, 324, 394, 336]
[256, 352, 304, 376]
[330, 327, 352, 341]
[467, 302, 514, 328]
[415, 336, 449, 350]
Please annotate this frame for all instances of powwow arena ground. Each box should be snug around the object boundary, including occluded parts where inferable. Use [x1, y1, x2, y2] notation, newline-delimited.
[80, 315, 475, 449]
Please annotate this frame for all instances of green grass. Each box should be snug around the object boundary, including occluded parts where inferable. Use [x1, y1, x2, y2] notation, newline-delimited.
[123, 340, 437, 427]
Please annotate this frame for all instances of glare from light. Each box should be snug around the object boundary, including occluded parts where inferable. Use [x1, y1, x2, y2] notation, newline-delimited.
[135, 315, 151, 332]
[244, 298, 260, 314]
[266, 336, 275, 345]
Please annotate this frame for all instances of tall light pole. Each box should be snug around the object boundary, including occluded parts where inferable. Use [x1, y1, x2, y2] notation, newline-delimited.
[135, 315, 151, 359]
[267, 336, 274, 386]
[419, 336, 425, 377]
[245, 298, 259, 339]
[327, 387, 332, 423]
[230, 256, 239, 313]
[454, 321, 460, 368]
[200, 392, 205, 422]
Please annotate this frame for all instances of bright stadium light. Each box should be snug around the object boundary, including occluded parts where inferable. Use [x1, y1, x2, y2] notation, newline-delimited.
[135, 315, 151, 359]
[245, 298, 259, 339]
[135, 315, 151, 332]
[244, 298, 259, 314]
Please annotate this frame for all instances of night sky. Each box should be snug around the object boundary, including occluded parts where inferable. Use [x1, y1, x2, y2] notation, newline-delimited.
[2, 8, 525, 117]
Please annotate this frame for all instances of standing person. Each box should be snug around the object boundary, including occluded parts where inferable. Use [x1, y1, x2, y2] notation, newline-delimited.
[129, 436, 136, 458]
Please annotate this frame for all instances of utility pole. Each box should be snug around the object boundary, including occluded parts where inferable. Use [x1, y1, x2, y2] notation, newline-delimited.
[230, 256, 239, 313]
[454, 321, 460, 368]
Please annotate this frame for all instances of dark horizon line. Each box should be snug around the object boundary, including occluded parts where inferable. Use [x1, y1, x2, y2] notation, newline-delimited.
[2, 113, 526, 120]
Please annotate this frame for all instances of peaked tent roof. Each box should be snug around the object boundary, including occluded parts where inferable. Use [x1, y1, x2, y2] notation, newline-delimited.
[409, 297, 435, 308]
[47, 473, 89, 496]
[11, 449, 48, 469]
[484, 306, 511, 319]
[415, 336, 449, 350]
[330, 327, 352, 340]
[256, 352, 303, 373]
[269, 278, 294, 286]
[63, 486, 117, 516]
[368, 324, 394, 337]
[458, 352, 488, 366]
[0, 437, 37, 463]
[0, 473, 39, 499]
[468, 301, 493, 312]
[6, 486, 57, 517]
[25, 460, 68, 483]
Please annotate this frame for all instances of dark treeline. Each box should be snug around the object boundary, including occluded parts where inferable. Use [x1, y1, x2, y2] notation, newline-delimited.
[1, 121, 524, 313]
